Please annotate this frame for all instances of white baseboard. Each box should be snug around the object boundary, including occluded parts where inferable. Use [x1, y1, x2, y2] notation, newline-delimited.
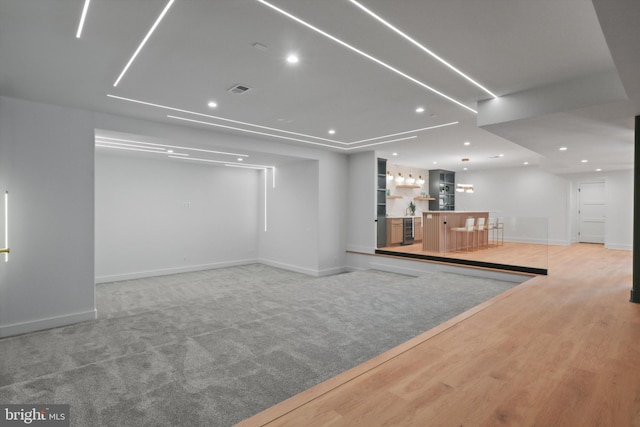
[605, 243, 632, 251]
[95, 258, 259, 283]
[503, 237, 570, 246]
[259, 259, 318, 276]
[258, 258, 348, 277]
[346, 245, 375, 254]
[0, 309, 97, 338]
[317, 266, 350, 277]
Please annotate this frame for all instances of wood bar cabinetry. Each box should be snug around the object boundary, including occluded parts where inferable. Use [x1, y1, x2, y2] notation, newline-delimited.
[386, 218, 403, 245]
[414, 217, 422, 242]
[422, 211, 489, 252]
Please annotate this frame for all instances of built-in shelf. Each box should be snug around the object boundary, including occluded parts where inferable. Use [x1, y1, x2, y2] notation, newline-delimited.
[387, 195, 403, 199]
[414, 197, 435, 201]
[395, 184, 421, 189]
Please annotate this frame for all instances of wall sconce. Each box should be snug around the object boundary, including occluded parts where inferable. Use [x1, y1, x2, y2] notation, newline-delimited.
[405, 174, 416, 185]
[416, 175, 425, 185]
[386, 171, 393, 181]
[395, 172, 405, 184]
[456, 183, 474, 193]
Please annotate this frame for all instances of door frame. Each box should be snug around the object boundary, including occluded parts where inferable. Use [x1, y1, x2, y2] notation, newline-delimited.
[576, 180, 606, 244]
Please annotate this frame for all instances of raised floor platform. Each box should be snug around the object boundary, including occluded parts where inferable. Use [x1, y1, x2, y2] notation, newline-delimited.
[377, 241, 549, 275]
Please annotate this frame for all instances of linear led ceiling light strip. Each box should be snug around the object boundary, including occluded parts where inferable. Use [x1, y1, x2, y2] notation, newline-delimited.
[170, 154, 277, 188]
[107, 95, 342, 145]
[168, 155, 274, 170]
[348, 0, 497, 99]
[167, 114, 423, 150]
[95, 135, 249, 158]
[352, 121, 459, 144]
[113, 0, 175, 87]
[225, 163, 277, 190]
[95, 143, 190, 157]
[76, 0, 91, 38]
[166, 115, 352, 149]
[225, 166, 272, 232]
[107, 94, 459, 147]
[256, 0, 477, 114]
[2, 191, 9, 262]
[95, 140, 165, 151]
[107, 94, 339, 144]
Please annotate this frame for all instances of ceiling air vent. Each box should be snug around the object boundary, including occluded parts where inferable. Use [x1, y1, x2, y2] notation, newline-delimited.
[227, 84, 251, 94]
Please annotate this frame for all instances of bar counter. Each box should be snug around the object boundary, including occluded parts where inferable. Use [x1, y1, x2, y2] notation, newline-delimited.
[422, 211, 489, 253]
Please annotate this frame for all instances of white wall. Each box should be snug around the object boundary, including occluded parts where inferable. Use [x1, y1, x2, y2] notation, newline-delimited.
[95, 152, 259, 282]
[96, 114, 347, 275]
[605, 170, 634, 250]
[318, 152, 349, 274]
[565, 170, 633, 250]
[0, 97, 96, 337]
[346, 151, 377, 253]
[259, 160, 320, 275]
[456, 167, 571, 245]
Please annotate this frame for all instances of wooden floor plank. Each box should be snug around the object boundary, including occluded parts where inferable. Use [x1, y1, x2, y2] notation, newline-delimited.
[379, 240, 550, 270]
[236, 244, 638, 427]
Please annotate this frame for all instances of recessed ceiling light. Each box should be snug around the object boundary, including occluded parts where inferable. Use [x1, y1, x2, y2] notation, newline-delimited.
[498, 154, 504, 157]
[523, 161, 529, 165]
[463, 141, 470, 146]
[238, 157, 244, 162]
[108, 94, 450, 149]
[257, 0, 477, 113]
[463, 167, 468, 171]
[559, 147, 568, 151]
[433, 161, 437, 165]
[581, 159, 588, 163]
[168, 114, 416, 151]
[207, 101, 217, 108]
[596, 168, 602, 172]
[286, 54, 299, 64]
[392, 152, 398, 156]
[328, 129, 336, 135]
[415, 107, 425, 113]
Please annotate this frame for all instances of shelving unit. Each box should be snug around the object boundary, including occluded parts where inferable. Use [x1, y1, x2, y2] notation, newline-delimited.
[414, 197, 435, 201]
[395, 184, 421, 189]
[387, 195, 403, 199]
[377, 158, 387, 248]
[428, 169, 455, 211]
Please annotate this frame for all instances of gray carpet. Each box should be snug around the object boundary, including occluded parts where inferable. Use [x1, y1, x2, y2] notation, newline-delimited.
[0, 264, 518, 426]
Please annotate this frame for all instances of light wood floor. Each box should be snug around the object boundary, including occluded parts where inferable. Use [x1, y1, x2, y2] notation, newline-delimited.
[379, 240, 549, 270]
[236, 244, 639, 426]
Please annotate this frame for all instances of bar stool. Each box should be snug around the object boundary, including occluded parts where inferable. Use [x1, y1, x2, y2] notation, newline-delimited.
[492, 217, 504, 246]
[474, 217, 488, 250]
[487, 217, 495, 247]
[450, 217, 475, 252]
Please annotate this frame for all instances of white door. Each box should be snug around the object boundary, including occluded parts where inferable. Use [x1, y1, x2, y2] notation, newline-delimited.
[578, 182, 605, 244]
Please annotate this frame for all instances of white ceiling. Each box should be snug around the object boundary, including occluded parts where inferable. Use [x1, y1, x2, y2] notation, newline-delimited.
[0, 0, 637, 173]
